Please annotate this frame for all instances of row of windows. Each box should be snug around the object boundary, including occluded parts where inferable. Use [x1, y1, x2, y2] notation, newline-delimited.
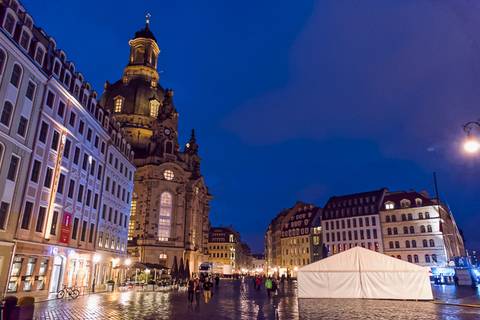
[19, 202, 95, 244]
[392, 254, 438, 263]
[384, 198, 424, 210]
[97, 231, 126, 252]
[283, 258, 310, 266]
[323, 205, 377, 219]
[104, 176, 130, 204]
[388, 239, 435, 249]
[325, 216, 376, 231]
[209, 252, 234, 259]
[101, 204, 128, 229]
[114, 96, 160, 119]
[386, 225, 433, 235]
[7, 256, 49, 293]
[284, 247, 309, 256]
[325, 229, 378, 242]
[284, 237, 309, 246]
[108, 152, 133, 181]
[327, 242, 380, 254]
[385, 212, 431, 222]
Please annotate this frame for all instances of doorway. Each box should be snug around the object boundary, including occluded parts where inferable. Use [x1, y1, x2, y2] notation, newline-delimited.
[49, 255, 64, 293]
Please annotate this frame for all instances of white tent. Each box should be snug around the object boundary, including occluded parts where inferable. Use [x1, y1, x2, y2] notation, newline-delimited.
[298, 246, 433, 300]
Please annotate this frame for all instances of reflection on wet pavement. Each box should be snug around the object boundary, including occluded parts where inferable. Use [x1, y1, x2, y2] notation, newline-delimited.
[34, 279, 480, 319]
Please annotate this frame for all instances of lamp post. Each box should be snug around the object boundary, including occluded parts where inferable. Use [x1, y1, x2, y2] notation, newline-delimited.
[92, 254, 101, 293]
[462, 121, 480, 154]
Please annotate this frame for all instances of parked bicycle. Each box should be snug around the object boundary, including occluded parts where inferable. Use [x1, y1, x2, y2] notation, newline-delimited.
[57, 285, 80, 299]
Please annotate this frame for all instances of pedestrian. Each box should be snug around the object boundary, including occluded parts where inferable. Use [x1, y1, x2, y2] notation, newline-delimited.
[215, 275, 220, 288]
[203, 277, 213, 303]
[187, 278, 195, 304]
[194, 277, 201, 305]
[255, 276, 262, 291]
[265, 277, 273, 297]
[272, 278, 278, 296]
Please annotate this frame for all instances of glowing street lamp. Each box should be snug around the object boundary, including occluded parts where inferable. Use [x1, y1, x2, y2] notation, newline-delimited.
[125, 258, 132, 267]
[463, 121, 480, 154]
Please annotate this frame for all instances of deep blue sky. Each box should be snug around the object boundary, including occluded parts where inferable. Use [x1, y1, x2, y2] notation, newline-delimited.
[23, 0, 480, 253]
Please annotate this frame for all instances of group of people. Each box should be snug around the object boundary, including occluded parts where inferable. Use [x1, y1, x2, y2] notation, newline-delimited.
[253, 275, 281, 297]
[187, 274, 220, 305]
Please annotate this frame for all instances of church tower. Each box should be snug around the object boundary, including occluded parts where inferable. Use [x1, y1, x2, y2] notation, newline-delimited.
[99, 16, 211, 273]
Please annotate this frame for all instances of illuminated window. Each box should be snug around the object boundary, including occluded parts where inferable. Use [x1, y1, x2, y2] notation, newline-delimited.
[159, 253, 167, 260]
[158, 192, 172, 241]
[128, 197, 136, 240]
[150, 99, 160, 118]
[385, 202, 394, 210]
[114, 97, 123, 113]
[163, 170, 174, 181]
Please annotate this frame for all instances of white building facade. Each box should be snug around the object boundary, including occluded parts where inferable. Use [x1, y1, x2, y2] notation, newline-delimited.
[380, 191, 465, 268]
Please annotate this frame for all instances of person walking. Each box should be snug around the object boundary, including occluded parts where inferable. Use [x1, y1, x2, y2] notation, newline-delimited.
[265, 277, 273, 297]
[187, 278, 195, 304]
[271, 278, 278, 296]
[194, 277, 201, 305]
[203, 277, 213, 303]
[215, 274, 220, 288]
[255, 276, 262, 291]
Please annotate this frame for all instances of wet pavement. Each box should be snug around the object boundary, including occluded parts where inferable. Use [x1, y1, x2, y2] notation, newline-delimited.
[34, 279, 480, 320]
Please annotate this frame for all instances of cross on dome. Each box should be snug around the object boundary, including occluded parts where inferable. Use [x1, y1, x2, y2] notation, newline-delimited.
[146, 13, 151, 25]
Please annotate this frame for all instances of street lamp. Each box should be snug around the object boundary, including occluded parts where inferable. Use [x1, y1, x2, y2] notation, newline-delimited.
[463, 121, 480, 154]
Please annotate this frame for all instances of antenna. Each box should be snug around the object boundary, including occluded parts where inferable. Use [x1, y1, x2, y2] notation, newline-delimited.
[433, 172, 440, 203]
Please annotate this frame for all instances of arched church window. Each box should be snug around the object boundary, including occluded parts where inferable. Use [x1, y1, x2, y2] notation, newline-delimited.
[165, 141, 173, 154]
[114, 97, 123, 113]
[163, 170, 174, 181]
[158, 192, 172, 241]
[150, 99, 160, 118]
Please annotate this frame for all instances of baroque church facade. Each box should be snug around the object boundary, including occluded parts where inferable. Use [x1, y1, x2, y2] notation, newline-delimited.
[99, 19, 212, 273]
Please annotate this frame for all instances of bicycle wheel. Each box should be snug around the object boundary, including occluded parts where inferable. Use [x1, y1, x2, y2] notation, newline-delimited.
[57, 290, 65, 299]
[71, 289, 80, 299]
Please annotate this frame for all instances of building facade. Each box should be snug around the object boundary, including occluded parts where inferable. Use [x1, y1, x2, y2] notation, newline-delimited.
[380, 191, 465, 267]
[322, 189, 387, 256]
[265, 209, 288, 274]
[101, 19, 211, 274]
[279, 202, 322, 277]
[0, 0, 45, 296]
[207, 227, 239, 273]
[0, 0, 135, 300]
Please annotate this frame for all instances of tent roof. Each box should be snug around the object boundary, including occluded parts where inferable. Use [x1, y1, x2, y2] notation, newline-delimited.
[299, 246, 429, 273]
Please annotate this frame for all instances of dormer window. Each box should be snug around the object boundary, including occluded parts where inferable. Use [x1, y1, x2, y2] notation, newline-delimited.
[53, 61, 61, 76]
[3, 13, 16, 35]
[64, 72, 71, 87]
[400, 199, 411, 208]
[114, 97, 123, 113]
[73, 85, 80, 97]
[415, 198, 423, 207]
[19, 29, 31, 51]
[385, 202, 395, 210]
[34, 45, 45, 66]
[150, 99, 160, 118]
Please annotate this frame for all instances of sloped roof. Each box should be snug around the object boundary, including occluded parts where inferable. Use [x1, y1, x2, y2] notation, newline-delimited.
[299, 246, 429, 273]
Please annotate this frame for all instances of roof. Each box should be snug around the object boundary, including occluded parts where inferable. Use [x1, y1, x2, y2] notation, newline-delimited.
[208, 226, 238, 242]
[382, 190, 435, 208]
[322, 188, 387, 220]
[134, 23, 157, 41]
[281, 202, 321, 238]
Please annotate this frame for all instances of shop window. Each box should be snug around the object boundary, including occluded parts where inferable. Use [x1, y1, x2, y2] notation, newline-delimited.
[7, 256, 23, 292]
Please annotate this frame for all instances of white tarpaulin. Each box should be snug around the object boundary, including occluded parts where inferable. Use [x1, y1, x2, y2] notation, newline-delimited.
[298, 246, 433, 300]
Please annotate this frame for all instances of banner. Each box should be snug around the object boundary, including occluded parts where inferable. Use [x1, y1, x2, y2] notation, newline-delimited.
[59, 212, 72, 244]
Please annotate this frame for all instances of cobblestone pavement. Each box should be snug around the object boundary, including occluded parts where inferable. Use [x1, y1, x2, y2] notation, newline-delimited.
[34, 280, 480, 320]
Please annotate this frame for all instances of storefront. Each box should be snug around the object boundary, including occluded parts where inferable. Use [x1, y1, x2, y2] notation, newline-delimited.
[0, 241, 15, 298]
[6, 241, 94, 300]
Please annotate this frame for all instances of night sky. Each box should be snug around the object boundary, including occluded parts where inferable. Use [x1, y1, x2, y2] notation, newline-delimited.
[23, 0, 480, 253]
